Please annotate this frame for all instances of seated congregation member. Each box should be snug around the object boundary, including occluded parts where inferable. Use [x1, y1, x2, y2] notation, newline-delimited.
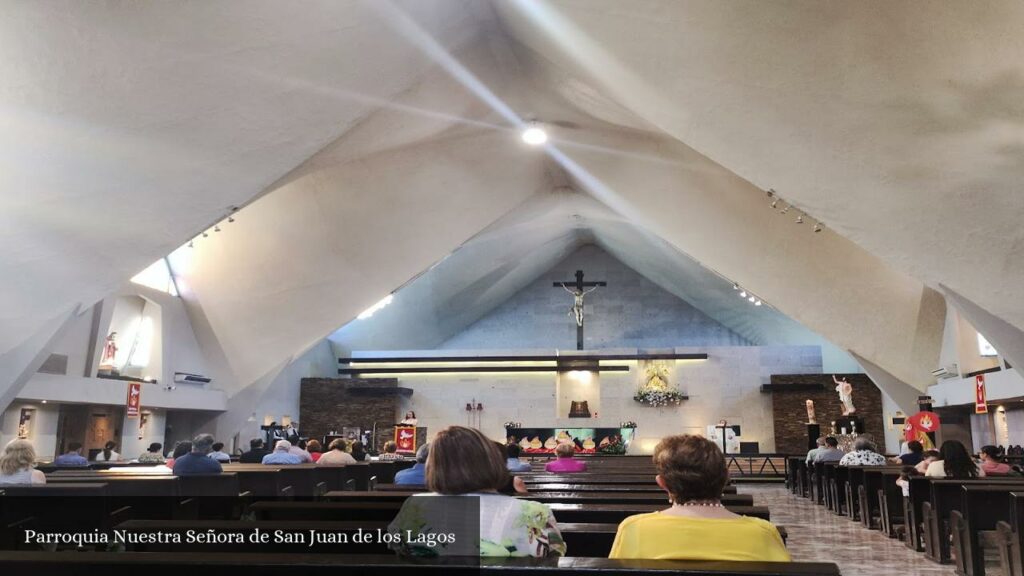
[389, 426, 565, 557]
[172, 434, 223, 476]
[288, 439, 314, 463]
[93, 440, 120, 462]
[394, 443, 429, 485]
[544, 441, 587, 473]
[378, 440, 402, 461]
[53, 442, 89, 467]
[895, 465, 921, 497]
[506, 443, 532, 472]
[350, 441, 368, 462]
[317, 438, 358, 466]
[838, 437, 886, 466]
[915, 449, 941, 474]
[926, 440, 984, 478]
[814, 436, 844, 463]
[207, 442, 231, 463]
[980, 445, 1013, 476]
[609, 434, 789, 561]
[305, 439, 324, 462]
[262, 440, 304, 465]
[805, 437, 826, 464]
[239, 438, 271, 463]
[137, 442, 165, 464]
[0, 440, 46, 485]
[164, 441, 192, 468]
[894, 440, 924, 466]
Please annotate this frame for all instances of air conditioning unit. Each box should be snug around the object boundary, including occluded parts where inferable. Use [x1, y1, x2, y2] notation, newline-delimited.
[174, 372, 211, 385]
[931, 364, 960, 380]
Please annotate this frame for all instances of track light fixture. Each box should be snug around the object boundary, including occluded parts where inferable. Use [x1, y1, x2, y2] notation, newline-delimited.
[764, 189, 824, 236]
[214, 225, 221, 232]
[732, 282, 767, 308]
[739, 291, 747, 298]
[813, 222, 823, 233]
[779, 204, 790, 214]
[202, 231, 209, 238]
[188, 240, 194, 248]
[227, 216, 235, 223]
[795, 214, 803, 224]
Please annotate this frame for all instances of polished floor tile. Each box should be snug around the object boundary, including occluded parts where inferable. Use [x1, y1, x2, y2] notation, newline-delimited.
[745, 485, 958, 576]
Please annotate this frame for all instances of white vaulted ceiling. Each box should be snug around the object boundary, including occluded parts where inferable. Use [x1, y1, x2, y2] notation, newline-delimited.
[4, 1, 1023, 410]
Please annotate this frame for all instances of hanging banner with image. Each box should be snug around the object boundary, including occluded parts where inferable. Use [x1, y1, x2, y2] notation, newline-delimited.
[975, 374, 988, 414]
[126, 381, 142, 418]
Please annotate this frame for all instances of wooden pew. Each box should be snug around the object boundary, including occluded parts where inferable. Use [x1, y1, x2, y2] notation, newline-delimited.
[0, 551, 842, 576]
[322, 490, 754, 506]
[249, 501, 771, 524]
[0, 484, 129, 550]
[45, 475, 192, 519]
[874, 469, 906, 539]
[949, 484, 1024, 576]
[995, 491, 1024, 576]
[920, 478, 1024, 564]
[856, 466, 903, 530]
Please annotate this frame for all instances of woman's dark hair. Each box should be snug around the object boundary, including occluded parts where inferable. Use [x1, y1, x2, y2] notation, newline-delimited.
[907, 440, 923, 454]
[653, 435, 727, 503]
[825, 437, 839, 448]
[426, 426, 509, 495]
[981, 445, 1003, 461]
[328, 438, 347, 452]
[939, 440, 978, 479]
[297, 439, 307, 450]
[351, 441, 366, 461]
[172, 441, 193, 459]
[212, 442, 224, 452]
[103, 441, 117, 460]
[147, 442, 162, 452]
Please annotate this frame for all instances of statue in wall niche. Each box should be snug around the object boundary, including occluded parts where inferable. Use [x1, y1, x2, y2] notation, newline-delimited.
[99, 332, 119, 373]
[805, 399, 816, 424]
[833, 375, 856, 415]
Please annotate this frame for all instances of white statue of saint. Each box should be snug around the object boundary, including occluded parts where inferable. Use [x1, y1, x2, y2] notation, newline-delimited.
[833, 375, 856, 415]
[561, 283, 599, 327]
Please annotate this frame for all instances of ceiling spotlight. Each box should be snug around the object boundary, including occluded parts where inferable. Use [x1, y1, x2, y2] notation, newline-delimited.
[813, 222, 823, 233]
[755, 299, 763, 306]
[202, 231, 209, 238]
[766, 189, 775, 198]
[188, 240, 194, 248]
[227, 216, 235, 223]
[732, 283, 739, 290]
[214, 225, 221, 232]
[521, 123, 548, 146]
[748, 295, 756, 303]
[739, 291, 747, 298]
[780, 204, 790, 214]
[771, 199, 779, 209]
[795, 214, 804, 224]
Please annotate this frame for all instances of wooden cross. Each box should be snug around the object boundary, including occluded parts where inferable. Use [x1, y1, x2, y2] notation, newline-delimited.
[553, 270, 607, 350]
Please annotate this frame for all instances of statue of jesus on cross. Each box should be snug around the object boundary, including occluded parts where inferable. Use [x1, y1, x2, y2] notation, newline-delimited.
[553, 270, 607, 350]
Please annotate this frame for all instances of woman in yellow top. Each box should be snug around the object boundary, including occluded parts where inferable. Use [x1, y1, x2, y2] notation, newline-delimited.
[609, 434, 790, 562]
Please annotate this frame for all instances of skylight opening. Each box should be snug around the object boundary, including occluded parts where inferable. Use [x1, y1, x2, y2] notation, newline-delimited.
[130, 258, 178, 296]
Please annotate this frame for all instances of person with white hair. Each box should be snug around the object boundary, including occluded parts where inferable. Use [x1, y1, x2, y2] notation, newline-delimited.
[0, 439, 46, 485]
[261, 440, 304, 465]
[838, 436, 886, 466]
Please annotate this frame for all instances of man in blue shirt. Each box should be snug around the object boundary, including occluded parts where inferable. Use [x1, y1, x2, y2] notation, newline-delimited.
[261, 440, 304, 465]
[172, 434, 224, 476]
[53, 442, 89, 467]
[395, 443, 429, 485]
[505, 443, 532, 473]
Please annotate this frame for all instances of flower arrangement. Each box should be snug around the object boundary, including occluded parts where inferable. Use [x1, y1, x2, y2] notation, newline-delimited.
[634, 361, 685, 407]
[619, 421, 637, 428]
[633, 389, 686, 407]
[503, 421, 522, 429]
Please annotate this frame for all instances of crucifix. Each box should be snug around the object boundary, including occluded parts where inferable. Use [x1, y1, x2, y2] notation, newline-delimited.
[553, 270, 606, 350]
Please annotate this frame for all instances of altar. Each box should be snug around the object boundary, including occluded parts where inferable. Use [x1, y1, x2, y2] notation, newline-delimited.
[505, 426, 636, 455]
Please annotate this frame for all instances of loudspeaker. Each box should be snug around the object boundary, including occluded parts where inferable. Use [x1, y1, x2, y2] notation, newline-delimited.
[740, 441, 759, 454]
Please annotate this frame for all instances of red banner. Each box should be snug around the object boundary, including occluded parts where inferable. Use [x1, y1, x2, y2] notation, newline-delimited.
[126, 382, 142, 418]
[975, 374, 988, 414]
[394, 425, 416, 453]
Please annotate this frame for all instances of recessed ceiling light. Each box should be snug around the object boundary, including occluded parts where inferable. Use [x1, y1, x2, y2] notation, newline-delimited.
[521, 124, 548, 146]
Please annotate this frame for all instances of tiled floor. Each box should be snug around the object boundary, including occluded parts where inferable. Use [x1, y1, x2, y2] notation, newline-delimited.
[745, 484, 958, 576]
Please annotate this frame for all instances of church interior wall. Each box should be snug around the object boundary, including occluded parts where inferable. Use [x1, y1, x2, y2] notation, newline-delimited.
[385, 346, 820, 454]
